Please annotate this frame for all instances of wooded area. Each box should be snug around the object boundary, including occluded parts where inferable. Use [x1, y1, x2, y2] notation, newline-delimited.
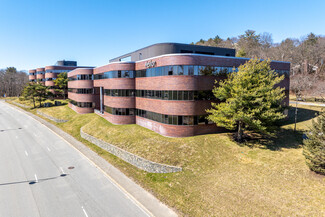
[0, 67, 28, 97]
[193, 30, 325, 99]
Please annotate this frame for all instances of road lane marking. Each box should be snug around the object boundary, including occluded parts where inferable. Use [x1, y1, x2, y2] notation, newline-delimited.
[25, 151, 29, 156]
[60, 167, 65, 174]
[81, 206, 89, 217]
[34, 174, 38, 183]
[47, 147, 51, 152]
[7, 104, 154, 217]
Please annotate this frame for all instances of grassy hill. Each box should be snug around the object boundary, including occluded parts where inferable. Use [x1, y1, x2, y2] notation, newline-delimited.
[7, 98, 325, 216]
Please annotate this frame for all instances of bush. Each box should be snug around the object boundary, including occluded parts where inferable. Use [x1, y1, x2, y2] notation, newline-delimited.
[303, 111, 325, 175]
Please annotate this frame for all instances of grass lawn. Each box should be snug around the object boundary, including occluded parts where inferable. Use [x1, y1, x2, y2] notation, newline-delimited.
[6, 99, 325, 216]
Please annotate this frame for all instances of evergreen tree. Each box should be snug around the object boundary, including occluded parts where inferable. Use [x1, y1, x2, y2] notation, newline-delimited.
[54, 72, 68, 99]
[22, 82, 37, 108]
[303, 111, 325, 175]
[206, 58, 286, 142]
[35, 83, 52, 107]
[21, 82, 51, 108]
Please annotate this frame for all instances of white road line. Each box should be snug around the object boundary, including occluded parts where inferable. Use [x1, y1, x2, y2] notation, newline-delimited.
[7, 103, 154, 217]
[47, 147, 51, 152]
[34, 174, 38, 183]
[25, 151, 29, 156]
[81, 206, 89, 217]
[60, 167, 65, 174]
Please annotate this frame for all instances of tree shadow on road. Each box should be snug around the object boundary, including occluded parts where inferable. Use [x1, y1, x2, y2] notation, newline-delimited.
[0, 174, 69, 186]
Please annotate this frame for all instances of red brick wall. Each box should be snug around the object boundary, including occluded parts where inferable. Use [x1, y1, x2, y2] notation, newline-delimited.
[85, 54, 290, 137]
[135, 75, 226, 90]
[36, 74, 45, 80]
[45, 81, 55, 87]
[68, 102, 94, 114]
[69, 68, 93, 77]
[94, 78, 135, 89]
[135, 54, 290, 70]
[68, 80, 94, 89]
[68, 92, 96, 102]
[94, 62, 135, 74]
[104, 96, 135, 108]
[136, 116, 223, 137]
[45, 73, 57, 79]
[102, 111, 136, 124]
[136, 97, 213, 115]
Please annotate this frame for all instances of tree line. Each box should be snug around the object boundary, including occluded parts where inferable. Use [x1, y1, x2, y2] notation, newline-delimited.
[192, 30, 325, 99]
[0, 67, 29, 97]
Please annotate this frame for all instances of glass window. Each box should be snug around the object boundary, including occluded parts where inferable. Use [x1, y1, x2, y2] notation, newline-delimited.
[172, 66, 178, 75]
[188, 91, 194, 100]
[172, 91, 177, 100]
[193, 66, 199, 75]
[168, 91, 173, 100]
[167, 66, 173, 75]
[184, 91, 189, 100]
[178, 116, 183, 125]
[179, 66, 184, 75]
[172, 116, 178, 125]
[183, 65, 189, 75]
[178, 91, 183, 101]
[163, 91, 169, 100]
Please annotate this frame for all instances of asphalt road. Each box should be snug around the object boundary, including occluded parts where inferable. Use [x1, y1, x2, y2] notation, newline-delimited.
[0, 101, 151, 217]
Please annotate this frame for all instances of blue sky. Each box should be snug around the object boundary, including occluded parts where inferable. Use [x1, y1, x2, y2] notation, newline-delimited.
[0, 0, 324, 71]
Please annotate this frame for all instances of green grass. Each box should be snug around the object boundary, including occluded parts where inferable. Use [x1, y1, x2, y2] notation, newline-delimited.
[6, 98, 325, 216]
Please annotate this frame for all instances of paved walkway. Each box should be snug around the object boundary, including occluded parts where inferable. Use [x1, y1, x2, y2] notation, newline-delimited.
[290, 101, 325, 107]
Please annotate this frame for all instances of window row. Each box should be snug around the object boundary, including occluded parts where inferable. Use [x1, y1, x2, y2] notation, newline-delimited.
[136, 109, 213, 125]
[29, 73, 35, 75]
[36, 71, 45, 75]
[102, 106, 214, 126]
[103, 89, 215, 100]
[68, 74, 93, 81]
[83, 66, 290, 80]
[70, 100, 94, 108]
[94, 70, 135, 79]
[46, 70, 71, 74]
[104, 89, 135, 97]
[37, 79, 45, 81]
[136, 90, 215, 100]
[68, 88, 94, 94]
[104, 106, 135, 116]
[45, 78, 57, 81]
[136, 65, 238, 77]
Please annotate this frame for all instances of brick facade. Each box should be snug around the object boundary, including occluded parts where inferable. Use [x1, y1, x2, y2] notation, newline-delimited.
[59, 45, 292, 137]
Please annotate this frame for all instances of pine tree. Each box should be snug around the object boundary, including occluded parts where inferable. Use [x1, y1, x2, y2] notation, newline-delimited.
[54, 72, 68, 99]
[303, 111, 325, 175]
[21, 82, 51, 108]
[22, 82, 37, 108]
[206, 58, 286, 142]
